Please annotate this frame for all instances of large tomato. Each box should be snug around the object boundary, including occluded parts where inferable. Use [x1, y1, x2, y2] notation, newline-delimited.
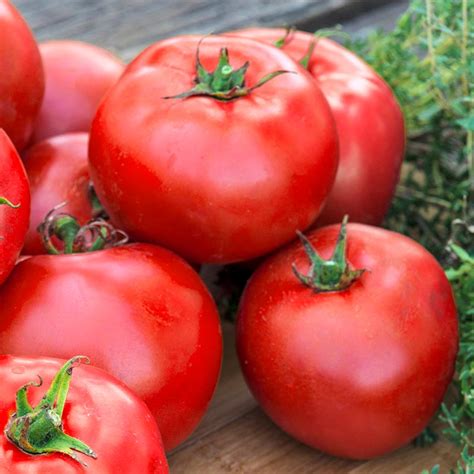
[236, 219, 458, 459]
[0, 355, 168, 473]
[0, 243, 222, 451]
[231, 28, 405, 226]
[0, 130, 30, 284]
[31, 40, 124, 144]
[89, 35, 338, 264]
[0, 0, 44, 151]
[22, 133, 94, 255]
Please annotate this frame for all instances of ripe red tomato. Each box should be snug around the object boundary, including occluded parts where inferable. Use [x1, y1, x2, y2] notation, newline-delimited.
[0, 355, 168, 473]
[0, 0, 44, 151]
[89, 35, 338, 264]
[31, 41, 124, 144]
[0, 130, 30, 284]
[231, 28, 405, 226]
[236, 220, 458, 459]
[22, 133, 94, 255]
[0, 244, 222, 451]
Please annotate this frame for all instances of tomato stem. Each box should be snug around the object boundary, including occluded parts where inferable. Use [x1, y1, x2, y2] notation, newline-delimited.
[0, 197, 20, 208]
[4, 356, 97, 467]
[274, 26, 350, 69]
[165, 40, 292, 101]
[38, 203, 128, 254]
[292, 215, 365, 292]
[274, 26, 295, 48]
[299, 40, 316, 69]
[53, 215, 81, 254]
[88, 183, 107, 219]
[273, 26, 314, 68]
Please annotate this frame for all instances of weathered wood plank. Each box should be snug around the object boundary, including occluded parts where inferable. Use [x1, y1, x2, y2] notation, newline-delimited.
[15, 0, 408, 61]
[170, 406, 459, 473]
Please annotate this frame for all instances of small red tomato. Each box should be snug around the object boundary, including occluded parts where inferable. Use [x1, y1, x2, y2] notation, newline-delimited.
[89, 35, 338, 264]
[0, 355, 168, 473]
[231, 28, 405, 226]
[0, 0, 44, 150]
[237, 219, 458, 459]
[31, 41, 124, 144]
[0, 242, 222, 451]
[0, 130, 30, 284]
[22, 133, 94, 255]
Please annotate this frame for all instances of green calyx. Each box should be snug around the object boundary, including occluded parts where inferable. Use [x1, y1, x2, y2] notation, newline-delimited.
[274, 25, 350, 69]
[4, 356, 97, 467]
[292, 215, 365, 292]
[165, 42, 292, 101]
[0, 197, 20, 208]
[39, 202, 128, 255]
[88, 183, 107, 219]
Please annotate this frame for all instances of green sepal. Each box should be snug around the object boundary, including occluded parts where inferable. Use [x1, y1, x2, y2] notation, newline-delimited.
[165, 41, 293, 101]
[4, 356, 97, 467]
[274, 24, 349, 70]
[292, 215, 365, 292]
[274, 26, 295, 48]
[0, 197, 20, 208]
[38, 203, 127, 255]
[88, 184, 107, 219]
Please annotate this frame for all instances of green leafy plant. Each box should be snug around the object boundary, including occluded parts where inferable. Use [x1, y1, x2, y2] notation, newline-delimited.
[349, 0, 473, 471]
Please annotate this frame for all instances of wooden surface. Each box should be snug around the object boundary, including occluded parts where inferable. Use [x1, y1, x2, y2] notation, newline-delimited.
[16, 0, 409, 61]
[14, 0, 458, 472]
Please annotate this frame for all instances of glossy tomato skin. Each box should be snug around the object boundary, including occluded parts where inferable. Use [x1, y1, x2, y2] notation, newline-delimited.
[0, 244, 222, 451]
[22, 133, 93, 255]
[31, 41, 124, 144]
[232, 28, 405, 226]
[236, 224, 458, 459]
[0, 355, 168, 474]
[89, 35, 338, 264]
[0, 130, 30, 284]
[0, 0, 44, 151]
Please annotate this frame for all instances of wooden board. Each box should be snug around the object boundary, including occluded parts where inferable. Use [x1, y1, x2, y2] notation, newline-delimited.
[16, 0, 409, 61]
[14, 0, 458, 472]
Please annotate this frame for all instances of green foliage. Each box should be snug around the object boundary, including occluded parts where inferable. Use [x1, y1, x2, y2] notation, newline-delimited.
[414, 426, 439, 448]
[421, 465, 440, 474]
[349, 0, 473, 256]
[349, 0, 473, 471]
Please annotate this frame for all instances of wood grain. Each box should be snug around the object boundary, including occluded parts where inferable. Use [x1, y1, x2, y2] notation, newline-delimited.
[16, 0, 408, 61]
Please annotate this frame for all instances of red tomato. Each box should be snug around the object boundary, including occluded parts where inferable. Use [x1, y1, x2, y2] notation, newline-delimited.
[231, 28, 405, 226]
[0, 0, 44, 151]
[0, 355, 168, 473]
[31, 41, 124, 144]
[22, 133, 93, 255]
[89, 35, 338, 264]
[0, 244, 222, 451]
[0, 130, 30, 284]
[236, 221, 458, 459]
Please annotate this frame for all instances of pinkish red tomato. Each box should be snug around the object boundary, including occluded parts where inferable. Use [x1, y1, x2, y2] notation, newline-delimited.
[0, 243, 222, 451]
[231, 28, 405, 226]
[237, 220, 457, 459]
[0, 130, 30, 284]
[31, 40, 124, 144]
[0, 0, 44, 150]
[0, 355, 169, 473]
[89, 35, 338, 264]
[22, 133, 93, 255]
